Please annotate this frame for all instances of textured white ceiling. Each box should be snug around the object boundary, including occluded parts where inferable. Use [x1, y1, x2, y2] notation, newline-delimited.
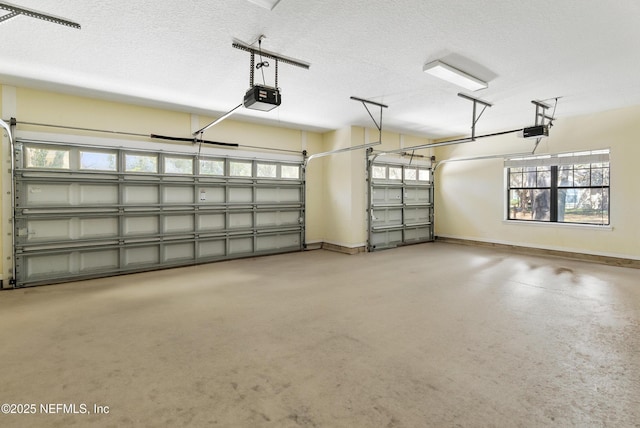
[2, 0, 640, 139]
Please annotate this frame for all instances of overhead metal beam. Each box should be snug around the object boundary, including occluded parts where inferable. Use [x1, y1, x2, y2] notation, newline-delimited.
[531, 100, 552, 110]
[349, 96, 389, 109]
[377, 127, 522, 157]
[457, 92, 492, 108]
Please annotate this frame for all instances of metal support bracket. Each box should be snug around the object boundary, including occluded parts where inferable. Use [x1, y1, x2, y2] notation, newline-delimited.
[350, 96, 388, 145]
[457, 93, 492, 140]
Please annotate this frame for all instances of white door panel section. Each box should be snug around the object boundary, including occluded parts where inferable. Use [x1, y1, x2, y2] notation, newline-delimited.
[13, 141, 304, 286]
[256, 232, 300, 251]
[198, 187, 225, 204]
[26, 219, 71, 241]
[80, 185, 119, 204]
[27, 253, 70, 278]
[405, 227, 432, 242]
[229, 212, 252, 229]
[164, 243, 195, 262]
[368, 160, 434, 251]
[25, 183, 72, 205]
[228, 187, 252, 203]
[124, 246, 160, 266]
[372, 187, 402, 205]
[80, 218, 119, 238]
[80, 250, 119, 272]
[255, 187, 301, 203]
[164, 215, 194, 233]
[256, 210, 300, 227]
[370, 229, 403, 247]
[163, 186, 194, 204]
[198, 240, 225, 258]
[124, 216, 159, 236]
[404, 207, 430, 224]
[229, 237, 252, 254]
[198, 213, 225, 231]
[404, 187, 431, 204]
[124, 185, 159, 204]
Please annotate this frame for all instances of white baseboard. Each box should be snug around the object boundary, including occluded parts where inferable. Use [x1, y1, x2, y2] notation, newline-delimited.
[437, 234, 640, 265]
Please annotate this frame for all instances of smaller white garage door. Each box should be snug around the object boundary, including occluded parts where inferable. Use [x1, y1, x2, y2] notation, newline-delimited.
[368, 160, 434, 250]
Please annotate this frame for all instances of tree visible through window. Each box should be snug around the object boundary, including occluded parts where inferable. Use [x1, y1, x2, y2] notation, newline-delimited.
[125, 154, 157, 173]
[25, 147, 70, 169]
[506, 150, 609, 225]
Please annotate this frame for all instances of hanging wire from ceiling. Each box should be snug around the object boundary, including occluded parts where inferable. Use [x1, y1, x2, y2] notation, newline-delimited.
[549, 97, 559, 128]
[255, 36, 269, 86]
[197, 131, 204, 159]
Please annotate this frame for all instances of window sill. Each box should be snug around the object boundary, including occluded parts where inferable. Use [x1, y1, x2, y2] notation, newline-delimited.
[502, 220, 613, 231]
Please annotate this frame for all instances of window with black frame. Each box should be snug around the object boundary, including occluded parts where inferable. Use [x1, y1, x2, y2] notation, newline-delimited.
[506, 150, 610, 225]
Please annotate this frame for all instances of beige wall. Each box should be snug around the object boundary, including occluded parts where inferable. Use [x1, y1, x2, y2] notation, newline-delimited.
[435, 105, 640, 260]
[321, 127, 359, 246]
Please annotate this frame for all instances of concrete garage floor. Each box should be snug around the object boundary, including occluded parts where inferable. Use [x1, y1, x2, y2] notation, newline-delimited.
[0, 242, 638, 428]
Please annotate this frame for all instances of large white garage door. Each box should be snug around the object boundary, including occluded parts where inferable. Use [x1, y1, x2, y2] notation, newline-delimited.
[13, 140, 304, 287]
[368, 160, 434, 251]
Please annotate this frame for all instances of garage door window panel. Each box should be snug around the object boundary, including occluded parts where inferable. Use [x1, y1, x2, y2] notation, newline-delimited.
[281, 164, 300, 179]
[165, 157, 193, 175]
[25, 147, 70, 169]
[199, 159, 225, 176]
[125, 153, 158, 173]
[80, 151, 117, 171]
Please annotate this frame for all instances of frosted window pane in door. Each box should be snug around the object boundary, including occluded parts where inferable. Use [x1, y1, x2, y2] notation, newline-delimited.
[230, 161, 252, 177]
[281, 165, 299, 179]
[125, 154, 158, 173]
[25, 147, 70, 169]
[80, 151, 117, 171]
[388, 167, 402, 180]
[165, 157, 193, 174]
[404, 168, 417, 181]
[199, 159, 224, 176]
[257, 163, 277, 178]
[372, 166, 386, 179]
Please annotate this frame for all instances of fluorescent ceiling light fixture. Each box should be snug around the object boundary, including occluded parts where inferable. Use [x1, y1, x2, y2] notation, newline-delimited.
[247, 0, 282, 10]
[423, 60, 487, 91]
